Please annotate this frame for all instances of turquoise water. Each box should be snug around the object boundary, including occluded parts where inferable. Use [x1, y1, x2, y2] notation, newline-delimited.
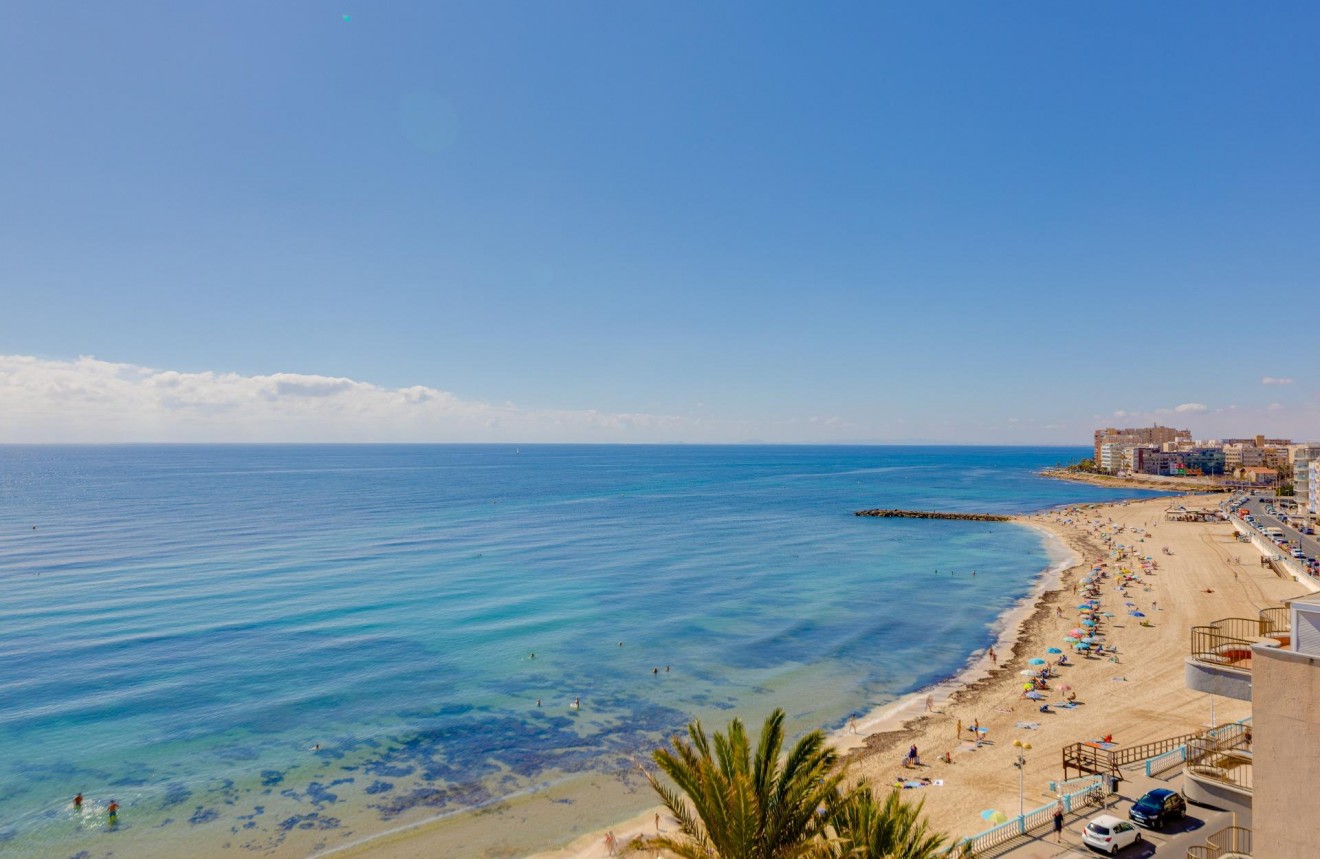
[0, 445, 1164, 856]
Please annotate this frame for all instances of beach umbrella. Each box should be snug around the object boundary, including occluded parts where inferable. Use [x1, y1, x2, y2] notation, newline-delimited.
[1082, 619, 1097, 627]
[1028, 657, 1046, 666]
[1102, 612, 1115, 618]
[1076, 604, 1092, 610]
[1082, 636, 1098, 643]
[1025, 690, 1043, 700]
[1020, 670, 1036, 676]
[1125, 601, 1136, 607]
[1023, 683, 1035, 690]
[1057, 683, 1073, 692]
[1130, 610, 1146, 618]
[1068, 628, 1085, 637]
[1046, 647, 1062, 654]
[981, 809, 1008, 824]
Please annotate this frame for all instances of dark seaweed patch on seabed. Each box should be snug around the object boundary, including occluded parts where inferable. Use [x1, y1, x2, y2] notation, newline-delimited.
[162, 782, 192, 807]
[260, 770, 285, 787]
[281, 778, 352, 808]
[277, 812, 341, 831]
[189, 806, 221, 825]
[347, 700, 688, 820]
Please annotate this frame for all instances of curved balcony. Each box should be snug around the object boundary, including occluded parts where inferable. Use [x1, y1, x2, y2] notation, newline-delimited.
[1186, 824, 1252, 859]
[1185, 610, 1288, 701]
[1183, 726, 1252, 818]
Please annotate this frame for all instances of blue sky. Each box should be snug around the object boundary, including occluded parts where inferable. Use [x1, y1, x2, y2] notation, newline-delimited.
[2, 3, 1317, 443]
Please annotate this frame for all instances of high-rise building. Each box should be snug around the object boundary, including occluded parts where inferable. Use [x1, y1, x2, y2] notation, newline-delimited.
[1093, 426, 1191, 472]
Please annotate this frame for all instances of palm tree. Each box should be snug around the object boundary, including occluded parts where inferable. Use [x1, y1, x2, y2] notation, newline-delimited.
[630, 708, 843, 859]
[828, 786, 946, 859]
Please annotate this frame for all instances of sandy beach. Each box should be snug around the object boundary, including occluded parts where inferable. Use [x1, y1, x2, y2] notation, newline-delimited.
[334, 494, 1308, 858]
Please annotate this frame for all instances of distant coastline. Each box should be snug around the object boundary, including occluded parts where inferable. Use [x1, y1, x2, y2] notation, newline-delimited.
[1039, 467, 1226, 492]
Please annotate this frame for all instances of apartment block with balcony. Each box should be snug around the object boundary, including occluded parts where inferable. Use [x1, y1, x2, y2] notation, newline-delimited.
[1249, 594, 1320, 858]
[1292, 446, 1320, 517]
[1093, 425, 1191, 472]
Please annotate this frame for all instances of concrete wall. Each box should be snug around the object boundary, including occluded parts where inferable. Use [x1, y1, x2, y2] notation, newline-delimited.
[1183, 768, 1253, 822]
[1230, 520, 1316, 592]
[1251, 643, 1320, 858]
[1184, 655, 1254, 701]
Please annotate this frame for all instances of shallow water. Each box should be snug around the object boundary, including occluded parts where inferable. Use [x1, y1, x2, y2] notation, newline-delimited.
[0, 445, 1165, 856]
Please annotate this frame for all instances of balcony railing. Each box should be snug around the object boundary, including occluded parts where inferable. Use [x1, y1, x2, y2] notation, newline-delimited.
[1190, 627, 1258, 671]
[1186, 824, 1252, 858]
[1190, 609, 1289, 671]
[1185, 725, 1253, 792]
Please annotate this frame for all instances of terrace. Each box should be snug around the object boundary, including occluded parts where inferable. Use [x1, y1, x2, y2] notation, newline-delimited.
[1184, 607, 1288, 701]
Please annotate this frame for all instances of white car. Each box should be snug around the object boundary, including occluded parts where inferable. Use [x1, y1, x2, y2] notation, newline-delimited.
[1082, 813, 1142, 854]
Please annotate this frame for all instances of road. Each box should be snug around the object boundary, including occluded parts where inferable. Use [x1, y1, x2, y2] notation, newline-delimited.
[1229, 492, 1320, 569]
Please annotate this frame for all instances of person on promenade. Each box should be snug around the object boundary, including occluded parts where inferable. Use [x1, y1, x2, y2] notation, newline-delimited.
[849, 715, 859, 734]
[1053, 801, 1064, 842]
[956, 718, 962, 739]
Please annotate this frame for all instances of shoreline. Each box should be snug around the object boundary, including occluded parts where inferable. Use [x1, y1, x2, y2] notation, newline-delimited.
[332, 491, 1302, 859]
[830, 519, 1081, 755]
[322, 505, 1098, 859]
[1039, 468, 1227, 492]
[512, 515, 1089, 859]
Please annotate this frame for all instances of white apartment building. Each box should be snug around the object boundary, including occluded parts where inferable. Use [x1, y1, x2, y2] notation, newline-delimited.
[1291, 446, 1320, 516]
[1310, 459, 1320, 518]
[1098, 442, 1132, 474]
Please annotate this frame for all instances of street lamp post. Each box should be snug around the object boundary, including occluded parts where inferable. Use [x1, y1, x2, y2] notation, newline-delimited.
[1012, 739, 1032, 820]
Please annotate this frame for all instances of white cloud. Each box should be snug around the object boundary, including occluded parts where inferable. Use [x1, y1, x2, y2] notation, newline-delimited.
[1268, 402, 1283, 411]
[1261, 376, 1294, 386]
[1174, 403, 1208, 414]
[0, 354, 857, 444]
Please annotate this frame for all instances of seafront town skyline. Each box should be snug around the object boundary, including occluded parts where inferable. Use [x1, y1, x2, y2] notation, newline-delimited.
[1083, 425, 1320, 520]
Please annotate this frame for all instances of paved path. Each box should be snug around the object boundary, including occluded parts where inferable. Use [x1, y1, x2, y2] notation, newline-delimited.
[993, 771, 1237, 858]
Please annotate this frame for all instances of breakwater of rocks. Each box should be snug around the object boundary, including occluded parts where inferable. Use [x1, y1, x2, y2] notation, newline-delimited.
[853, 509, 1012, 522]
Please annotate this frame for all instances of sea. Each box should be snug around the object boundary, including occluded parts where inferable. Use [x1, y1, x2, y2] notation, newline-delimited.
[0, 445, 1168, 858]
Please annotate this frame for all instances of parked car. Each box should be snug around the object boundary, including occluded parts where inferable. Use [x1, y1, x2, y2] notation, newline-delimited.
[1128, 787, 1186, 829]
[1083, 814, 1142, 853]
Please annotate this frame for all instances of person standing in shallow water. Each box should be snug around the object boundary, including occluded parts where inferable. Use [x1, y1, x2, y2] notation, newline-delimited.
[73, 793, 83, 810]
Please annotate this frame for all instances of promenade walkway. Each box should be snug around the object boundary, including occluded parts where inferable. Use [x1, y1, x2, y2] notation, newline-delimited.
[976, 770, 1235, 859]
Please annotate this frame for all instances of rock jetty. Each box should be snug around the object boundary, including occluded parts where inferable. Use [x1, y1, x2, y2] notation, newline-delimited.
[853, 509, 1012, 522]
